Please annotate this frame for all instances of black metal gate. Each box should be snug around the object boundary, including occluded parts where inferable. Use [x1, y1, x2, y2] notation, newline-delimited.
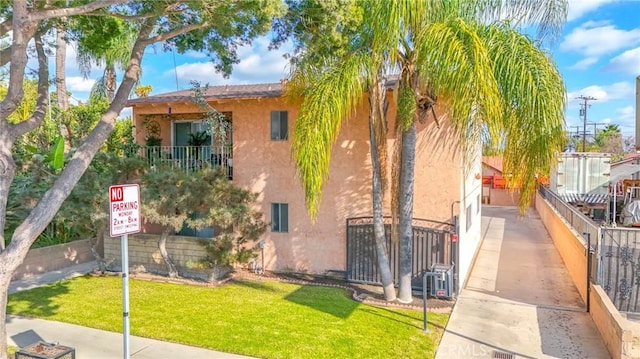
[600, 227, 640, 312]
[346, 217, 458, 292]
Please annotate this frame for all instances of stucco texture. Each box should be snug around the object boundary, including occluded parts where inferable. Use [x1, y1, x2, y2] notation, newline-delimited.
[131, 93, 463, 274]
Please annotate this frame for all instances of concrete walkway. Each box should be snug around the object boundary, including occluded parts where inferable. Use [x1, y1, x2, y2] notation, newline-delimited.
[435, 206, 610, 359]
[7, 261, 254, 358]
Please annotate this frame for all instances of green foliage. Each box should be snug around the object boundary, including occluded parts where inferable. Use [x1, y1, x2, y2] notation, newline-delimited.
[141, 168, 267, 266]
[190, 81, 231, 141]
[271, 0, 363, 66]
[145, 136, 162, 147]
[187, 131, 211, 147]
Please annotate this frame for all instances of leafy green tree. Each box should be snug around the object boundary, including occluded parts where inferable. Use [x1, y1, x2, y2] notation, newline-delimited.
[0, 1, 283, 356]
[596, 124, 622, 154]
[141, 168, 267, 277]
[72, 16, 137, 102]
[288, 0, 567, 303]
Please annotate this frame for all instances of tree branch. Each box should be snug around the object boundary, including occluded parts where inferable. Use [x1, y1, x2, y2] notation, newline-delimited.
[0, 16, 11, 37]
[141, 22, 210, 46]
[10, 31, 49, 137]
[0, 2, 38, 122]
[29, 0, 128, 22]
[2, 21, 156, 273]
[0, 46, 10, 68]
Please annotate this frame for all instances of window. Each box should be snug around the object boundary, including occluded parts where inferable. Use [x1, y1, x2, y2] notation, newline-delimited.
[466, 204, 473, 231]
[270, 111, 288, 140]
[271, 203, 289, 232]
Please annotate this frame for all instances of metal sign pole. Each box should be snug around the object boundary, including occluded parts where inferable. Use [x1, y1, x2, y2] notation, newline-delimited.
[122, 234, 130, 359]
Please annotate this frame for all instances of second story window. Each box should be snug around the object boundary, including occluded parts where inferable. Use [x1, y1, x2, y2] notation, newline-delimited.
[270, 111, 288, 140]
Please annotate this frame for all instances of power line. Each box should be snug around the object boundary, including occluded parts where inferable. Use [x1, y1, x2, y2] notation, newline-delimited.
[577, 95, 597, 152]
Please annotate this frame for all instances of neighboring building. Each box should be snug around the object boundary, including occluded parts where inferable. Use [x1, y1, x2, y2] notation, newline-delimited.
[482, 156, 522, 206]
[125, 81, 483, 293]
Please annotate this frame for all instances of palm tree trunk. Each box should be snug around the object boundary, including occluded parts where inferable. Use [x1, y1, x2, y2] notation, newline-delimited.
[158, 230, 178, 278]
[397, 121, 416, 303]
[105, 65, 117, 102]
[369, 78, 396, 301]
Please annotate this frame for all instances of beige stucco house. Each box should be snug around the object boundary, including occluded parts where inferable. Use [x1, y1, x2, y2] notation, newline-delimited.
[125, 81, 483, 294]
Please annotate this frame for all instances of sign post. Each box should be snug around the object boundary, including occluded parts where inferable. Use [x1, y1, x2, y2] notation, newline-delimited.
[109, 184, 140, 359]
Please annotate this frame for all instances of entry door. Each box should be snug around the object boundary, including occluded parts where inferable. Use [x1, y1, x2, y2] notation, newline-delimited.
[174, 122, 193, 147]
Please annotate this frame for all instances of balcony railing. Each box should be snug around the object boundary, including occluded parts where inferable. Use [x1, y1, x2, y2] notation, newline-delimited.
[137, 146, 232, 178]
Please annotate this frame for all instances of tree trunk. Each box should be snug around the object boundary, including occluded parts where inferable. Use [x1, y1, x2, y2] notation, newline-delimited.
[105, 65, 117, 102]
[369, 76, 396, 301]
[55, 22, 73, 151]
[90, 228, 107, 273]
[397, 121, 416, 303]
[158, 230, 178, 278]
[55, 23, 69, 111]
[0, 274, 9, 359]
[0, 18, 153, 358]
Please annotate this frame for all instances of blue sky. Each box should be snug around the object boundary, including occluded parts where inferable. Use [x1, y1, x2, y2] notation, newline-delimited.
[59, 1, 639, 136]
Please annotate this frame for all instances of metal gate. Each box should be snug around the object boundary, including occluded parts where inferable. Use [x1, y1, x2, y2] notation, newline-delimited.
[600, 227, 640, 312]
[346, 217, 458, 292]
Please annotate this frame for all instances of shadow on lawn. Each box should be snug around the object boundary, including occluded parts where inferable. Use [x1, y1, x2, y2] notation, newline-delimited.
[284, 285, 358, 319]
[7, 280, 71, 318]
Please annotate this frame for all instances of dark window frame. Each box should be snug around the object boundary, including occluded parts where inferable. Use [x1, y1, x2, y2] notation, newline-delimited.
[271, 203, 289, 232]
[270, 111, 288, 140]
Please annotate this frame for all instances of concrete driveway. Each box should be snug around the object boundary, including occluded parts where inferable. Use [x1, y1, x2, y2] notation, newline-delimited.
[436, 206, 610, 359]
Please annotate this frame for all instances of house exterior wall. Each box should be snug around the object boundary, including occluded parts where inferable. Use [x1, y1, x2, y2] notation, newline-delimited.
[131, 94, 464, 275]
[458, 140, 483, 289]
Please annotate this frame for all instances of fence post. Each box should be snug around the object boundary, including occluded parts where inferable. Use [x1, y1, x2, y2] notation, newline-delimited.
[587, 232, 591, 312]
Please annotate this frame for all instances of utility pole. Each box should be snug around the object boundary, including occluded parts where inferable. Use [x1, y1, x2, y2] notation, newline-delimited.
[577, 95, 597, 152]
[589, 122, 609, 144]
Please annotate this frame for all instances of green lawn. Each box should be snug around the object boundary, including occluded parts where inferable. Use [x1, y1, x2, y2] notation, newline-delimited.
[8, 276, 448, 359]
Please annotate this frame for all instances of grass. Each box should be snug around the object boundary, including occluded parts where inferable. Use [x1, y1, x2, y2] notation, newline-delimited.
[7, 276, 448, 359]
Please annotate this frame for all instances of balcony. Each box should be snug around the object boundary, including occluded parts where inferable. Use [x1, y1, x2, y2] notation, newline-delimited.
[137, 145, 232, 179]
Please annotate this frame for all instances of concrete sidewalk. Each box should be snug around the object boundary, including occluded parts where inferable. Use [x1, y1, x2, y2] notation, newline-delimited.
[435, 206, 610, 359]
[7, 261, 254, 358]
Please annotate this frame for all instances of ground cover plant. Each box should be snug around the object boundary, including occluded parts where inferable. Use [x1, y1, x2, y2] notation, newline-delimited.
[7, 276, 448, 359]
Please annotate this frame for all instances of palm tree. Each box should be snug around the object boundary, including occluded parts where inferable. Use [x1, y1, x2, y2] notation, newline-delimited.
[75, 20, 136, 102]
[290, 0, 567, 303]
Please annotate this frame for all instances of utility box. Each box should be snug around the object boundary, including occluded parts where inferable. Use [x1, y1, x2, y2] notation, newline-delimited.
[429, 263, 454, 299]
[550, 153, 611, 195]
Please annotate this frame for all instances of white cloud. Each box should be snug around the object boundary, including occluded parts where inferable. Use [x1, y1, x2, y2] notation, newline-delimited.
[164, 37, 291, 87]
[607, 47, 640, 75]
[567, 0, 616, 22]
[567, 81, 634, 102]
[568, 57, 598, 70]
[617, 105, 635, 122]
[185, 50, 208, 59]
[560, 22, 640, 57]
[66, 76, 95, 92]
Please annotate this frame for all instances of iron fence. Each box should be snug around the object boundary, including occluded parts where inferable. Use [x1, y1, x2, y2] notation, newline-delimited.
[345, 217, 457, 293]
[600, 227, 640, 312]
[538, 185, 600, 251]
[538, 184, 640, 313]
[137, 145, 232, 178]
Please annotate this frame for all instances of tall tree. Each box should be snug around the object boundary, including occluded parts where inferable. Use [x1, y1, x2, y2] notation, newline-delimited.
[288, 0, 567, 303]
[276, 0, 397, 301]
[0, 1, 283, 357]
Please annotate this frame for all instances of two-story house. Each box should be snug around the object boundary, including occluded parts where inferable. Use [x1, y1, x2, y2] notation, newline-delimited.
[124, 81, 483, 295]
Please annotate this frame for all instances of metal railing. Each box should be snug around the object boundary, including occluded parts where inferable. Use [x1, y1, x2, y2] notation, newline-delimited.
[539, 184, 640, 313]
[137, 146, 232, 178]
[538, 185, 600, 250]
[600, 227, 640, 312]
